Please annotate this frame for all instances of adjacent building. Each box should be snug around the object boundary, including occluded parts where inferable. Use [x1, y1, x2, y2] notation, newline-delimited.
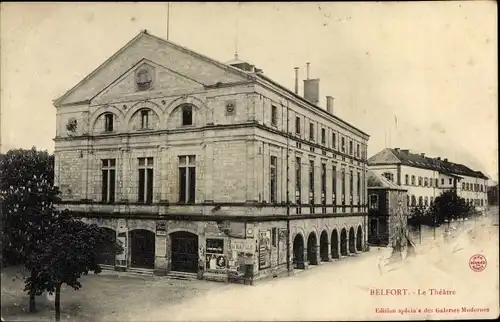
[367, 170, 408, 247]
[54, 30, 370, 282]
[368, 148, 489, 212]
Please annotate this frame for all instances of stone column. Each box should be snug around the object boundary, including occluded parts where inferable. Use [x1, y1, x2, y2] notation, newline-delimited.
[120, 146, 130, 202]
[154, 232, 167, 276]
[326, 241, 332, 262]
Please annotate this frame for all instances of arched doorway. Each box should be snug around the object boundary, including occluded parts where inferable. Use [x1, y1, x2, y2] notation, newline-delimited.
[349, 227, 356, 254]
[331, 229, 339, 259]
[170, 231, 198, 273]
[130, 229, 155, 269]
[356, 226, 363, 251]
[340, 228, 348, 256]
[97, 227, 116, 266]
[320, 230, 329, 262]
[293, 234, 305, 269]
[307, 232, 318, 265]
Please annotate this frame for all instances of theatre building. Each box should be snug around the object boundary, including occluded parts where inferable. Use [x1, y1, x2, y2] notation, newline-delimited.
[54, 30, 370, 282]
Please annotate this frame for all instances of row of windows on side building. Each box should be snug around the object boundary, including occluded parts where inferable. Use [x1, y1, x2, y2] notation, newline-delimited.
[271, 105, 362, 158]
[101, 155, 363, 211]
[369, 194, 486, 211]
[383, 172, 485, 192]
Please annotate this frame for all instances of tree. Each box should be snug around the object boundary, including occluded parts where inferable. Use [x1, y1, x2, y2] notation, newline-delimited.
[25, 214, 122, 322]
[430, 190, 474, 226]
[1, 147, 123, 318]
[1, 147, 59, 312]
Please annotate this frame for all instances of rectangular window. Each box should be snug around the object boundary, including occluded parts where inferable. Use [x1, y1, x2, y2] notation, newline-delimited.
[140, 110, 149, 129]
[350, 170, 354, 207]
[357, 171, 361, 209]
[441, 178, 445, 185]
[295, 116, 301, 134]
[270, 156, 277, 203]
[332, 165, 337, 206]
[424, 178, 428, 187]
[309, 123, 314, 141]
[272, 228, 277, 247]
[321, 128, 326, 145]
[449, 178, 452, 185]
[138, 157, 154, 204]
[271, 105, 277, 126]
[405, 175, 409, 185]
[341, 168, 346, 205]
[309, 160, 315, 205]
[369, 194, 379, 210]
[356, 144, 360, 157]
[435, 178, 438, 186]
[182, 105, 193, 126]
[341, 137, 345, 152]
[101, 159, 116, 203]
[349, 141, 353, 155]
[332, 133, 336, 149]
[104, 113, 114, 132]
[295, 157, 301, 204]
[321, 163, 326, 205]
[418, 177, 422, 186]
[179, 155, 196, 203]
[411, 175, 415, 185]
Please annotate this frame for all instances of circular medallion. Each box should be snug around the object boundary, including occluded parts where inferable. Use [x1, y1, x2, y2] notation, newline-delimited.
[136, 68, 152, 90]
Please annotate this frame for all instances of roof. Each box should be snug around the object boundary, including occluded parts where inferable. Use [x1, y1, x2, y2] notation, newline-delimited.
[369, 148, 489, 180]
[54, 30, 253, 106]
[367, 170, 407, 191]
[255, 73, 370, 138]
[54, 30, 369, 139]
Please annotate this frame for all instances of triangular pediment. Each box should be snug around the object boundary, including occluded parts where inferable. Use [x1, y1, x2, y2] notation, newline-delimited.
[54, 31, 252, 107]
[92, 59, 204, 104]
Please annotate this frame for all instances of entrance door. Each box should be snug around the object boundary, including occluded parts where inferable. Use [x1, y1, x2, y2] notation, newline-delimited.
[130, 229, 155, 269]
[170, 231, 198, 273]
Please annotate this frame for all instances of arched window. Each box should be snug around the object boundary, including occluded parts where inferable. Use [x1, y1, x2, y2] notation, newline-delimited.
[411, 195, 416, 206]
[411, 175, 416, 185]
[406, 195, 410, 206]
[430, 196, 434, 205]
[418, 196, 423, 206]
[182, 104, 193, 126]
[405, 174, 409, 185]
[424, 196, 428, 206]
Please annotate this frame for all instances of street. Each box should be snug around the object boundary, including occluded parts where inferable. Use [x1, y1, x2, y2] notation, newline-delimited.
[119, 210, 499, 321]
[2, 210, 498, 321]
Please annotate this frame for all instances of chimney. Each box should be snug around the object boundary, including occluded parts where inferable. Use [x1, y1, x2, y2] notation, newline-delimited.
[401, 149, 409, 154]
[444, 158, 448, 162]
[394, 148, 400, 152]
[303, 63, 320, 105]
[436, 157, 441, 161]
[306, 62, 311, 80]
[294, 67, 299, 94]
[326, 96, 334, 114]
[420, 153, 425, 158]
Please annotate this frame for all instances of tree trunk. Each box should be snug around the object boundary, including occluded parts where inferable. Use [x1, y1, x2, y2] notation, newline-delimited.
[55, 284, 61, 322]
[29, 269, 36, 313]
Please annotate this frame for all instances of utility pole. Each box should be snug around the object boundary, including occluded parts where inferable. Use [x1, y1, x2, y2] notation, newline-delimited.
[166, 2, 170, 40]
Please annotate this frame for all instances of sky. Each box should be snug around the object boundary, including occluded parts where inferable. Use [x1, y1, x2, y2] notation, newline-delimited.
[1, 2, 497, 182]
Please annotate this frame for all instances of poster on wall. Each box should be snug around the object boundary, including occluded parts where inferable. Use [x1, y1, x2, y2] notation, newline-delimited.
[205, 238, 226, 271]
[278, 229, 288, 265]
[259, 230, 272, 270]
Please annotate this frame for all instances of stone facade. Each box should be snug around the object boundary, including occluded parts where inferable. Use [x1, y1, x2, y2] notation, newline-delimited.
[368, 148, 489, 213]
[54, 31, 370, 283]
